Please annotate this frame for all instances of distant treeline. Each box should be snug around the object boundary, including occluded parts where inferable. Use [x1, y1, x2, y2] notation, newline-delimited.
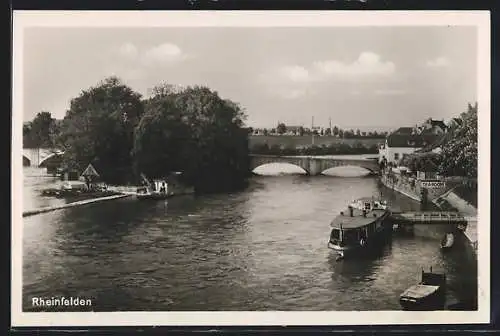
[251, 142, 380, 156]
[249, 124, 388, 138]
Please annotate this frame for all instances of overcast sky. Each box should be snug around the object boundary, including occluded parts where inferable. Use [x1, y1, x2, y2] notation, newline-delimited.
[23, 26, 477, 130]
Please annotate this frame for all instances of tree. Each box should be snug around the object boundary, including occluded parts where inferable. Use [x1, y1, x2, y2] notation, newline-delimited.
[298, 126, 305, 136]
[276, 122, 287, 135]
[356, 129, 361, 137]
[23, 111, 60, 148]
[438, 103, 478, 178]
[401, 152, 441, 172]
[263, 129, 268, 136]
[324, 127, 332, 136]
[133, 85, 250, 193]
[332, 126, 339, 137]
[59, 76, 144, 184]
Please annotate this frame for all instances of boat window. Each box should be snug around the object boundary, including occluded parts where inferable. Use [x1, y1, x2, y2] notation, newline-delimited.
[330, 229, 340, 240]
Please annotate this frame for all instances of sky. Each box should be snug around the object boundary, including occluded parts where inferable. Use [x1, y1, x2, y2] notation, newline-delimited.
[23, 26, 477, 130]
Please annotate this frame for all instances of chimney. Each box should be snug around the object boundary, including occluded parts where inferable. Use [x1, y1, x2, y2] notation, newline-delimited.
[348, 206, 353, 217]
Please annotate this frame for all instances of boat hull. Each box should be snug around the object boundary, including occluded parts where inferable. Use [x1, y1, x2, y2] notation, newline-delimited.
[136, 192, 170, 200]
[400, 289, 446, 311]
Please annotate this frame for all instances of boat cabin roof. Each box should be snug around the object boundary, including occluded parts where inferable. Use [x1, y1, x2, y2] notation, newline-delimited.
[330, 207, 387, 229]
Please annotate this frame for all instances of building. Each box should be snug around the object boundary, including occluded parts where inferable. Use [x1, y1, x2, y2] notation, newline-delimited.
[378, 127, 440, 165]
[416, 118, 448, 135]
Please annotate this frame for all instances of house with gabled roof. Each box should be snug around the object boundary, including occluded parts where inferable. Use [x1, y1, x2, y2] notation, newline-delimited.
[378, 127, 440, 165]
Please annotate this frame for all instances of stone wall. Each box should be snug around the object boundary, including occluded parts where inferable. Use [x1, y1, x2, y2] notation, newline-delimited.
[380, 170, 461, 203]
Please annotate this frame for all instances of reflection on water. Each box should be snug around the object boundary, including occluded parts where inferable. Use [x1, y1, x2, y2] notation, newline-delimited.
[22, 167, 477, 311]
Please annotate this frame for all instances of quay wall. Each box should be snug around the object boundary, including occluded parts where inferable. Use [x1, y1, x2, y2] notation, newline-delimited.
[380, 172, 459, 203]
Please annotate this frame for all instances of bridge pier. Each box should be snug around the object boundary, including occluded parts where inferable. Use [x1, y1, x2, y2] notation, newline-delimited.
[305, 158, 322, 176]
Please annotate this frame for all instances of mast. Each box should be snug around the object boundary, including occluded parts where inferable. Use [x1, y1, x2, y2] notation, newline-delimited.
[311, 116, 315, 145]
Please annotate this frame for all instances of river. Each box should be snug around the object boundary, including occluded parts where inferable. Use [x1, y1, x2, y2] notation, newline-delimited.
[22, 164, 477, 311]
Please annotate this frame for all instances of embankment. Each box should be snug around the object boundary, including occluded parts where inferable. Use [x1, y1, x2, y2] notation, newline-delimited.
[23, 193, 132, 217]
[380, 173, 460, 203]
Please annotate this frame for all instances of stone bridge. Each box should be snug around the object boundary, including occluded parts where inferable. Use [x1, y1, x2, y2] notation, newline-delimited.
[23, 147, 64, 167]
[250, 154, 380, 176]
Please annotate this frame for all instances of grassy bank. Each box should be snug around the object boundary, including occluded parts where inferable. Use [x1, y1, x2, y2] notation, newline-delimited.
[249, 135, 384, 149]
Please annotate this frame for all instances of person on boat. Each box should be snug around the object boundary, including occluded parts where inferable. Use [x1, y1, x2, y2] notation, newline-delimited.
[160, 182, 166, 193]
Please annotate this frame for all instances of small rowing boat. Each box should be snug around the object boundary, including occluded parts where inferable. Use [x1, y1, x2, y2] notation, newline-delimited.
[440, 232, 455, 250]
[400, 267, 447, 310]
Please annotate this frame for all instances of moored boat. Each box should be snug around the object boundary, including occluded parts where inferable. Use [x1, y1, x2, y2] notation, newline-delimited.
[136, 175, 172, 200]
[399, 267, 447, 310]
[440, 232, 455, 250]
[327, 197, 391, 258]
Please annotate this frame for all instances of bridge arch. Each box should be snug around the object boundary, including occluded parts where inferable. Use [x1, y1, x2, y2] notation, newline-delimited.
[321, 165, 376, 177]
[252, 162, 309, 175]
[23, 155, 31, 167]
[39, 152, 63, 167]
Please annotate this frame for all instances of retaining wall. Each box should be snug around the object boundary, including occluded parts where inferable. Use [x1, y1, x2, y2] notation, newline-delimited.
[380, 172, 460, 203]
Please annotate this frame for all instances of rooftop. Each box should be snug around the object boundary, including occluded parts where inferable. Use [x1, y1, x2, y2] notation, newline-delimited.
[386, 132, 440, 148]
[427, 119, 447, 130]
[393, 127, 415, 135]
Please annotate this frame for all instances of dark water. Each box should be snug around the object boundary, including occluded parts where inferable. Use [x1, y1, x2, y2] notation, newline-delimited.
[22, 169, 477, 311]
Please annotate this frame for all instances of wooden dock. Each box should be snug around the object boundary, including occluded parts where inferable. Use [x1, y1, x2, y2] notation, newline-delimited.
[389, 211, 473, 225]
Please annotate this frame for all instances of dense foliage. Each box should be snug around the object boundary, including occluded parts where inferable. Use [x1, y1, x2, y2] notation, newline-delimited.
[400, 152, 442, 172]
[23, 111, 60, 148]
[132, 84, 250, 193]
[437, 103, 478, 178]
[58, 77, 144, 184]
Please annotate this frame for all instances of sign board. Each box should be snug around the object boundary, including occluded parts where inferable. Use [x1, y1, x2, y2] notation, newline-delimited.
[420, 180, 445, 189]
